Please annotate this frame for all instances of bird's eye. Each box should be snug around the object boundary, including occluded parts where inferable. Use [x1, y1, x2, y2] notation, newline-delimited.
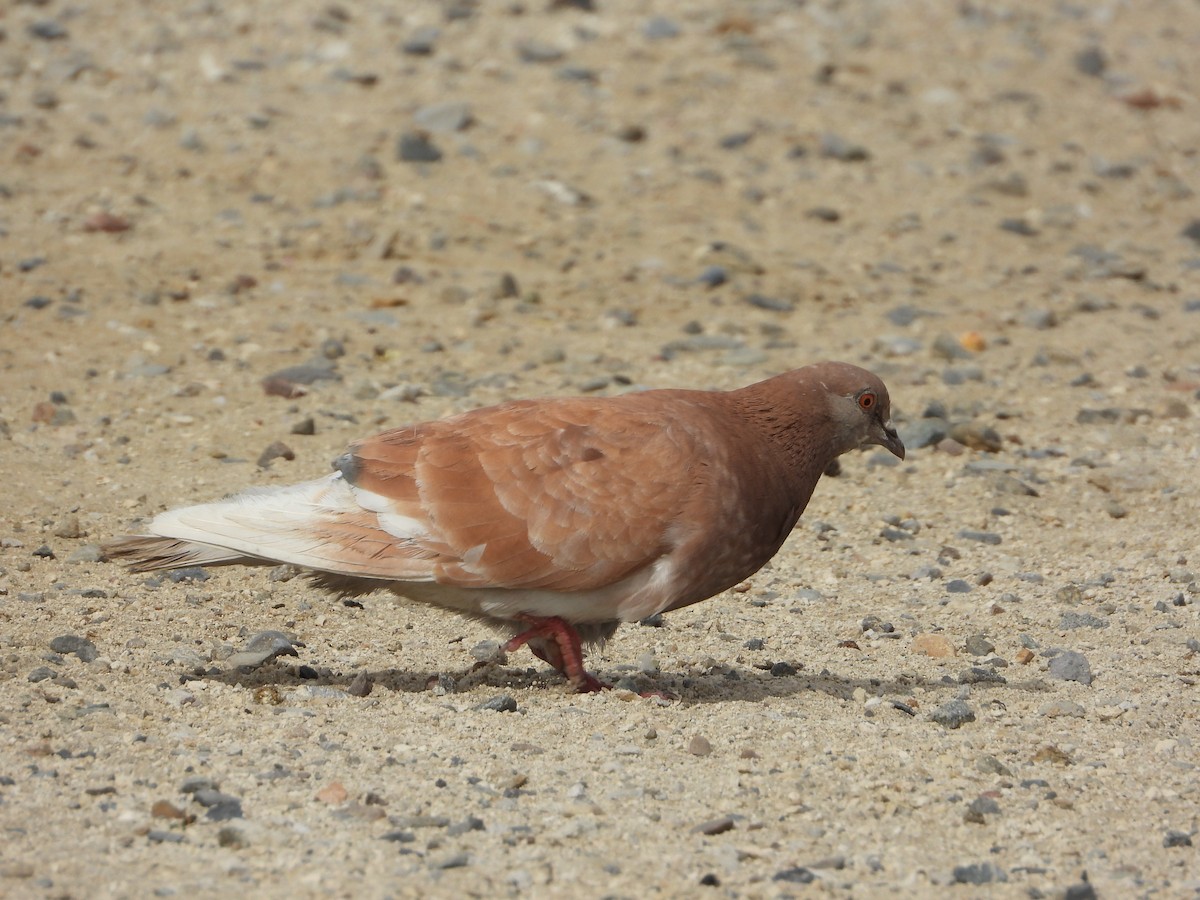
[858, 391, 876, 411]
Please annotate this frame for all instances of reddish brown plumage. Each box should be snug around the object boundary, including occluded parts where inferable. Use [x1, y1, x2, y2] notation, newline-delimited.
[105, 361, 903, 691]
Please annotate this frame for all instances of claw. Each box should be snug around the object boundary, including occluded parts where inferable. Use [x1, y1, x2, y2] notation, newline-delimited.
[504, 615, 611, 692]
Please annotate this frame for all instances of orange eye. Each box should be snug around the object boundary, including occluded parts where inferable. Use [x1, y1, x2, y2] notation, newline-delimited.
[858, 391, 876, 411]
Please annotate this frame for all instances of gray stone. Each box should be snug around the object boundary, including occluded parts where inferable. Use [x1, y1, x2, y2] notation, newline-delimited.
[227, 631, 299, 669]
[396, 132, 443, 163]
[952, 862, 1006, 884]
[964, 634, 995, 656]
[959, 667, 1006, 685]
[959, 529, 1002, 545]
[478, 695, 518, 712]
[1048, 650, 1093, 685]
[49, 635, 98, 663]
[1163, 830, 1193, 848]
[818, 133, 870, 161]
[413, 101, 472, 134]
[1059, 612, 1108, 630]
[1074, 46, 1107, 77]
[898, 419, 948, 450]
[643, 17, 681, 40]
[932, 699, 975, 728]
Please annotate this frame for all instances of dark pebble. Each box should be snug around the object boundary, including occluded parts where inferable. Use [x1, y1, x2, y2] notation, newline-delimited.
[33, 544, 56, 559]
[25, 296, 53, 310]
[898, 419, 948, 450]
[959, 529, 1001, 545]
[805, 206, 841, 222]
[147, 830, 185, 844]
[719, 131, 754, 150]
[166, 567, 209, 583]
[886, 305, 929, 327]
[28, 666, 56, 682]
[291, 417, 316, 436]
[1074, 46, 1107, 77]
[29, 20, 69, 40]
[818, 133, 869, 161]
[861, 615, 893, 633]
[515, 39, 564, 64]
[964, 634, 995, 656]
[181, 777, 219, 794]
[773, 867, 815, 884]
[193, 788, 235, 807]
[699, 874, 720, 887]
[952, 862, 1006, 884]
[477, 695, 517, 712]
[382, 829, 416, 842]
[1163, 830, 1193, 848]
[999, 218, 1038, 236]
[692, 815, 736, 835]
[346, 671, 373, 697]
[446, 816, 485, 836]
[643, 16, 681, 40]
[959, 667, 1006, 685]
[1059, 612, 1108, 630]
[1047, 650, 1093, 685]
[744, 638, 765, 650]
[217, 826, 249, 849]
[396, 132, 443, 163]
[402, 26, 440, 56]
[49, 635, 98, 663]
[966, 795, 1001, 819]
[932, 699, 975, 729]
[697, 265, 727, 287]
[745, 293, 793, 313]
[227, 631, 299, 669]
[1180, 220, 1200, 246]
[206, 799, 244, 821]
[769, 661, 797, 677]
[1065, 883, 1098, 900]
[258, 440, 296, 468]
[945, 579, 972, 593]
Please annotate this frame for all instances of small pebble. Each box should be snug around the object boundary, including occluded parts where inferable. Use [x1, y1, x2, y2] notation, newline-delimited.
[773, 867, 815, 884]
[958, 529, 1002, 545]
[952, 862, 1006, 884]
[477, 695, 518, 713]
[226, 631, 299, 669]
[396, 132, 443, 163]
[932, 699, 975, 729]
[1047, 650, 1093, 685]
[49, 635, 98, 663]
[1163, 830, 1193, 848]
[687, 735, 713, 756]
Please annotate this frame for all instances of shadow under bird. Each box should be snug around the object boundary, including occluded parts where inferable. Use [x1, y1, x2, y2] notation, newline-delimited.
[105, 361, 904, 692]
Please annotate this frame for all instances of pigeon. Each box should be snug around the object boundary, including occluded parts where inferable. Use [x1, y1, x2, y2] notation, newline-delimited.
[105, 361, 903, 692]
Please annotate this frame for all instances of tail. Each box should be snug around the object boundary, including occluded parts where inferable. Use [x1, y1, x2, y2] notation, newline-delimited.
[104, 475, 352, 573]
[104, 474, 441, 581]
[103, 533, 260, 572]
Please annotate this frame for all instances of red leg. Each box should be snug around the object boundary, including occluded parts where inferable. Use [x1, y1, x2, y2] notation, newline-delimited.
[504, 615, 610, 693]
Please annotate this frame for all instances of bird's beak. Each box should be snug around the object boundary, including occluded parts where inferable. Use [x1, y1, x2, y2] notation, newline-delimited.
[879, 422, 905, 460]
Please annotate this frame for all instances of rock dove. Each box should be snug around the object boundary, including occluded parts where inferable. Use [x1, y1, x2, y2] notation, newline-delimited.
[105, 361, 903, 692]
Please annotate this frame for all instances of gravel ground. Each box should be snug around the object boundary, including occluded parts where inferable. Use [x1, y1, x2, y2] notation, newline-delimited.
[2, 1, 1199, 897]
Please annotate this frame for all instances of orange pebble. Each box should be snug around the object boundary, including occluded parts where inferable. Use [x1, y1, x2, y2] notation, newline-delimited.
[959, 331, 987, 352]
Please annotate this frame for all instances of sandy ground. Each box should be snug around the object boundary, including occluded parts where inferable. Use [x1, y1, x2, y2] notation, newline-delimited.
[2, 1, 1199, 897]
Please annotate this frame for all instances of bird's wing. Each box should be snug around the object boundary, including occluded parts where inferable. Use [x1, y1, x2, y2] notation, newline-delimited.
[341, 395, 710, 591]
